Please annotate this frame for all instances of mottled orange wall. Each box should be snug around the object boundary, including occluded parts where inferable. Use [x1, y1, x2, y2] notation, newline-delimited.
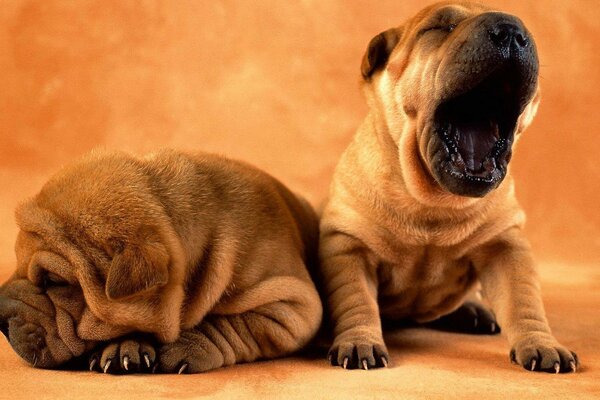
[0, 0, 599, 271]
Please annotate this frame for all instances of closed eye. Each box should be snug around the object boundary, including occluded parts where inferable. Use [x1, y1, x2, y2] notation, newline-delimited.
[42, 272, 69, 289]
[420, 23, 457, 36]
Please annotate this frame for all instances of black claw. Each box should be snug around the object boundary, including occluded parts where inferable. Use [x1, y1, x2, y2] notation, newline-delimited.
[361, 359, 369, 370]
[572, 351, 580, 367]
[528, 358, 537, 371]
[89, 357, 98, 371]
[342, 357, 349, 369]
[327, 349, 338, 366]
[103, 359, 112, 374]
[569, 360, 577, 373]
[178, 363, 188, 374]
[509, 349, 517, 364]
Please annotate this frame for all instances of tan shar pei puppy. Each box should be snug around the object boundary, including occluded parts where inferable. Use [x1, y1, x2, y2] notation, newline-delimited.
[319, 1, 579, 373]
[0, 150, 322, 373]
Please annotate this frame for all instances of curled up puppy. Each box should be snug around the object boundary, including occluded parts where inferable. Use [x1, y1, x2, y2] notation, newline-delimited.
[319, 1, 579, 373]
[0, 150, 322, 374]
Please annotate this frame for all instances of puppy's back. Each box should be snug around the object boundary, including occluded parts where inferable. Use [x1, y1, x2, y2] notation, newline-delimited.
[143, 150, 319, 264]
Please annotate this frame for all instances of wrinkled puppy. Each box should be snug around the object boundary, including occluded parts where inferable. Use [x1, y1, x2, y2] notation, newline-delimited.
[0, 150, 322, 374]
[319, 1, 578, 373]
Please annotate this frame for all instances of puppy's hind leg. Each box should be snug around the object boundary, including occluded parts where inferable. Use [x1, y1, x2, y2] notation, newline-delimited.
[158, 278, 322, 374]
[425, 297, 501, 335]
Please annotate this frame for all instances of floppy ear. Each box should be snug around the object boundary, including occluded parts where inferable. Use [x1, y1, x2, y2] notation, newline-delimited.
[105, 234, 169, 301]
[361, 28, 401, 80]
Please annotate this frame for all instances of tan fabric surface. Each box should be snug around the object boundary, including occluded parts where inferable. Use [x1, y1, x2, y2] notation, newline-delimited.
[0, 0, 598, 398]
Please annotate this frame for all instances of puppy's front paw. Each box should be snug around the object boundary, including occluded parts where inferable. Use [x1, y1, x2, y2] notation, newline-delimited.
[158, 331, 224, 374]
[510, 334, 579, 373]
[89, 338, 157, 374]
[328, 340, 389, 370]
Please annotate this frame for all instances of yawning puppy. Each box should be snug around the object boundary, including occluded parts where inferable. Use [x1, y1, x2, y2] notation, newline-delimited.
[319, 1, 579, 373]
[0, 150, 322, 373]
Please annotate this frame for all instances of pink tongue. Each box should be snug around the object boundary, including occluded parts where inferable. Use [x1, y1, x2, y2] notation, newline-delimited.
[455, 120, 499, 171]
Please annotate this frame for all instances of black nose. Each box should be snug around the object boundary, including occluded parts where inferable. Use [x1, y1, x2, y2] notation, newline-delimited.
[489, 22, 528, 50]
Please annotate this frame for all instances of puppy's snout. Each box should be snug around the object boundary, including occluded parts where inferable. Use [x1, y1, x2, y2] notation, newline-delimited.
[487, 18, 529, 51]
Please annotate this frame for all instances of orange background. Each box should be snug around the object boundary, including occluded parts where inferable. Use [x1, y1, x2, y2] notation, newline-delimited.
[1, 0, 599, 268]
[0, 1, 599, 398]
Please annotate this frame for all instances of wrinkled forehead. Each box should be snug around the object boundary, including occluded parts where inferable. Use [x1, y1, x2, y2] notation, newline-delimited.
[14, 203, 82, 284]
[408, 2, 491, 32]
[15, 201, 52, 255]
[14, 230, 78, 285]
[384, 2, 495, 75]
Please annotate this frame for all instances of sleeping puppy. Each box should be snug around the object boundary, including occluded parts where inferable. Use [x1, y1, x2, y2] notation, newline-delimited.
[0, 150, 322, 373]
[319, 1, 579, 373]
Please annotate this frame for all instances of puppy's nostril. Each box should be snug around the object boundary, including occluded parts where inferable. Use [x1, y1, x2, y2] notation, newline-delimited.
[489, 23, 528, 50]
[489, 29, 509, 47]
[515, 33, 528, 47]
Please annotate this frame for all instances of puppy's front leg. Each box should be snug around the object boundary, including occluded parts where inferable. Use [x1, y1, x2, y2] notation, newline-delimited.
[158, 281, 322, 374]
[320, 231, 388, 369]
[476, 228, 579, 373]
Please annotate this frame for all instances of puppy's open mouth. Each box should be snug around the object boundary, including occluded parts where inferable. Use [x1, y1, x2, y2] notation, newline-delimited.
[434, 66, 522, 186]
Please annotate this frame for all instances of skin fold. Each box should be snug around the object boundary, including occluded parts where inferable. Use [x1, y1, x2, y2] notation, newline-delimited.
[319, 1, 578, 373]
[0, 149, 322, 373]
